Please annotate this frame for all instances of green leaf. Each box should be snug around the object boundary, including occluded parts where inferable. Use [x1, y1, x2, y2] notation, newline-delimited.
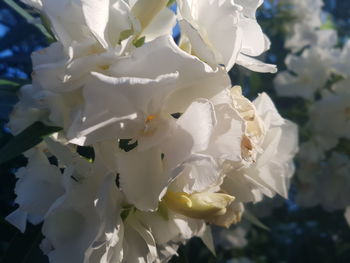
[121, 206, 135, 221]
[0, 79, 19, 87]
[133, 36, 146, 48]
[243, 210, 270, 231]
[0, 79, 22, 96]
[0, 122, 62, 164]
[3, 0, 55, 42]
[320, 15, 336, 30]
[40, 14, 57, 42]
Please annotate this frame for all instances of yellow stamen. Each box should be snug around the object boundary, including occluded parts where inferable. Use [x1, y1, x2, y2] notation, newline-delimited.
[145, 115, 156, 123]
[99, 64, 110, 70]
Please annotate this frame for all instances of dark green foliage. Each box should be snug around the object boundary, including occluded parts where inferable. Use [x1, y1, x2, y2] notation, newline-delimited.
[0, 121, 62, 164]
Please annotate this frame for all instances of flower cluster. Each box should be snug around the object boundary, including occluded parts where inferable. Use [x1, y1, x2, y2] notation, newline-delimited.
[6, 0, 298, 262]
[274, 0, 350, 225]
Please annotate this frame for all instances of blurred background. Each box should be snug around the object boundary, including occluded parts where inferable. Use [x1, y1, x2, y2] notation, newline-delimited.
[0, 0, 350, 262]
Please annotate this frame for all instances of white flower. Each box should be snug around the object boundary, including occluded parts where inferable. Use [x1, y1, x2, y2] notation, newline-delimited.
[177, 0, 276, 72]
[33, 0, 175, 49]
[31, 41, 121, 92]
[181, 86, 260, 170]
[204, 88, 246, 163]
[67, 35, 229, 145]
[8, 82, 82, 135]
[116, 99, 217, 212]
[282, 0, 323, 28]
[332, 39, 350, 77]
[39, 139, 212, 262]
[35, 139, 125, 263]
[222, 92, 298, 203]
[274, 47, 333, 100]
[297, 152, 350, 212]
[6, 149, 64, 233]
[318, 153, 350, 211]
[8, 85, 45, 135]
[121, 198, 202, 263]
[29, 0, 177, 93]
[285, 24, 338, 53]
[214, 222, 250, 249]
[309, 86, 350, 147]
[6, 1, 301, 261]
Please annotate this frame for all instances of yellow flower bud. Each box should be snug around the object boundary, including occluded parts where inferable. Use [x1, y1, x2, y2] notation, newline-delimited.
[162, 191, 235, 220]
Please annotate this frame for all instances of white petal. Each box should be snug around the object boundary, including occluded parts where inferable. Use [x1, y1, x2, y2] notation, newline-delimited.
[87, 174, 124, 263]
[253, 92, 284, 129]
[179, 19, 217, 67]
[131, 0, 168, 30]
[122, 223, 152, 263]
[142, 7, 177, 42]
[201, 226, 216, 256]
[134, 211, 181, 245]
[345, 207, 350, 226]
[117, 147, 165, 211]
[13, 150, 64, 221]
[6, 209, 28, 233]
[81, 0, 110, 48]
[42, 161, 110, 263]
[239, 18, 266, 57]
[176, 99, 216, 153]
[173, 214, 206, 239]
[67, 72, 178, 145]
[206, 103, 244, 161]
[161, 99, 217, 171]
[237, 53, 277, 73]
[235, 0, 263, 18]
[108, 35, 231, 113]
[169, 154, 220, 194]
[223, 171, 265, 203]
[107, 0, 133, 45]
[126, 214, 158, 262]
[42, 0, 90, 48]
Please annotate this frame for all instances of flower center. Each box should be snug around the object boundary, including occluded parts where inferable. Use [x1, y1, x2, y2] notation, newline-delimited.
[141, 114, 158, 136]
[145, 114, 156, 123]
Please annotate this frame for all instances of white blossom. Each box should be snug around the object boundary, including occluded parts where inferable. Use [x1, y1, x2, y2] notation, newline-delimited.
[274, 47, 333, 100]
[177, 0, 276, 72]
